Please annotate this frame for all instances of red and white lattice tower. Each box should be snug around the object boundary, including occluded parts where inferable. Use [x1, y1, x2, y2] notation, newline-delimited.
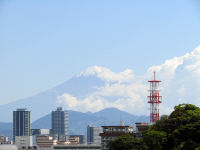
[148, 72, 162, 124]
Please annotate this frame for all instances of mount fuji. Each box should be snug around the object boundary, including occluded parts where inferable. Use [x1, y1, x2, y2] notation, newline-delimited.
[1, 46, 200, 124]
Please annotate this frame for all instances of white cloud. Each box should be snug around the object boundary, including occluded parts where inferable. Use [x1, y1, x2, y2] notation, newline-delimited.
[78, 66, 135, 83]
[57, 45, 200, 116]
[57, 93, 126, 112]
[147, 56, 184, 82]
[57, 81, 149, 115]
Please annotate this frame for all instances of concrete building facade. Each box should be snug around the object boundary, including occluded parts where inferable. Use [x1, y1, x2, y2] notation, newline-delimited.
[31, 129, 50, 136]
[15, 136, 33, 149]
[135, 123, 149, 138]
[37, 135, 57, 149]
[52, 107, 68, 141]
[69, 135, 86, 144]
[68, 136, 79, 145]
[87, 126, 101, 145]
[99, 125, 134, 150]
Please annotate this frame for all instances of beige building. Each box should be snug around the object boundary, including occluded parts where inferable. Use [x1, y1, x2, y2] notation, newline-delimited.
[37, 135, 57, 150]
[68, 136, 79, 145]
[99, 125, 134, 150]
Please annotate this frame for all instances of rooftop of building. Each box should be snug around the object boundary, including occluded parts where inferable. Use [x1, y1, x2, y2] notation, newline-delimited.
[56, 107, 64, 111]
[100, 133, 135, 136]
[16, 108, 28, 111]
[101, 126, 133, 128]
[135, 123, 149, 125]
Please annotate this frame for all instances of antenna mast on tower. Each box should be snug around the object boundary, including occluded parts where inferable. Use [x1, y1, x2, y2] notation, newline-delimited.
[148, 72, 162, 124]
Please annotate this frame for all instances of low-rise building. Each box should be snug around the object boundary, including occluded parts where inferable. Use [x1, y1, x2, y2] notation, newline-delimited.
[15, 136, 33, 149]
[99, 125, 134, 150]
[68, 136, 79, 145]
[31, 129, 50, 136]
[69, 135, 86, 144]
[135, 123, 149, 138]
[31, 129, 51, 146]
[37, 135, 57, 150]
[0, 135, 9, 144]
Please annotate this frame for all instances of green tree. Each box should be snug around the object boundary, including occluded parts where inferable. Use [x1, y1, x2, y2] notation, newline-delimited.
[107, 104, 200, 150]
[169, 120, 200, 150]
[149, 104, 200, 149]
[143, 130, 167, 150]
[108, 134, 145, 150]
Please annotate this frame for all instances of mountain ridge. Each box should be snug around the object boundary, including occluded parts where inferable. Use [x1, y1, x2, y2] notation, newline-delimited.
[0, 107, 149, 139]
[0, 75, 105, 122]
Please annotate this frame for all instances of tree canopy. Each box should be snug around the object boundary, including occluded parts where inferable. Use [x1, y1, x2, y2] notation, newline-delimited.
[108, 134, 145, 150]
[108, 104, 200, 150]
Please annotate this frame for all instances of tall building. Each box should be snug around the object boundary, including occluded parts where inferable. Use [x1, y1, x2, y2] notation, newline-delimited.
[13, 108, 30, 142]
[52, 107, 68, 141]
[87, 125, 101, 145]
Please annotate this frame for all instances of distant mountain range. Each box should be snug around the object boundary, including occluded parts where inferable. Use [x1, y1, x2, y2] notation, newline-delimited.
[0, 66, 151, 140]
[0, 107, 149, 139]
[32, 107, 149, 134]
[0, 66, 150, 122]
[2, 46, 200, 124]
[0, 75, 106, 122]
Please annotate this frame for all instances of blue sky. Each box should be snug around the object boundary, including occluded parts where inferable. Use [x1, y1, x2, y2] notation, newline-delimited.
[0, 0, 200, 105]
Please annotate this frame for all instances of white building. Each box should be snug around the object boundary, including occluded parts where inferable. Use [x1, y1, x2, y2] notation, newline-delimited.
[100, 125, 134, 150]
[15, 136, 33, 149]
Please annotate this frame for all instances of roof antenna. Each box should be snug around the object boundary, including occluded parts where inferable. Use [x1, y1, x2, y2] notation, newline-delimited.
[120, 111, 124, 126]
[120, 121, 124, 126]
